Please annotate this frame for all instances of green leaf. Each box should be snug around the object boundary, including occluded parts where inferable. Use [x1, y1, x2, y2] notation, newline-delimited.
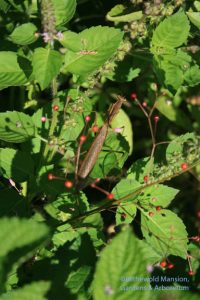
[54, 225, 104, 249]
[166, 132, 197, 163]
[0, 148, 34, 182]
[0, 188, 24, 217]
[184, 65, 200, 86]
[4, 0, 23, 11]
[112, 179, 141, 200]
[53, 225, 79, 247]
[90, 151, 117, 179]
[0, 0, 10, 13]
[65, 232, 96, 295]
[0, 217, 50, 290]
[194, 1, 200, 11]
[106, 5, 143, 22]
[116, 203, 137, 225]
[111, 109, 133, 155]
[0, 52, 29, 90]
[141, 209, 188, 259]
[188, 104, 200, 124]
[50, 191, 89, 218]
[0, 281, 50, 300]
[9, 23, 38, 45]
[32, 48, 62, 90]
[103, 131, 129, 168]
[187, 12, 200, 28]
[156, 96, 193, 130]
[154, 50, 192, 91]
[0, 111, 36, 143]
[59, 31, 82, 51]
[127, 157, 152, 184]
[93, 228, 153, 300]
[106, 56, 140, 82]
[52, 0, 76, 26]
[151, 11, 190, 51]
[159, 58, 183, 90]
[137, 184, 179, 208]
[64, 26, 123, 75]
[90, 131, 129, 179]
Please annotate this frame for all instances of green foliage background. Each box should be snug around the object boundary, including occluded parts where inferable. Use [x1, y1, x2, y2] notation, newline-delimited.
[0, 0, 199, 299]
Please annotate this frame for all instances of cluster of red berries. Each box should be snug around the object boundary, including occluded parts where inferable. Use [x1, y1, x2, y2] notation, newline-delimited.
[130, 92, 160, 121]
[160, 260, 195, 276]
[47, 173, 73, 189]
[148, 206, 162, 217]
[160, 260, 174, 269]
[79, 116, 99, 143]
[143, 163, 188, 185]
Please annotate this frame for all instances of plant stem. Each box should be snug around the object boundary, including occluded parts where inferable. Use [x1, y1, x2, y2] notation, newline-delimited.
[43, 78, 58, 161]
[62, 158, 200, 226]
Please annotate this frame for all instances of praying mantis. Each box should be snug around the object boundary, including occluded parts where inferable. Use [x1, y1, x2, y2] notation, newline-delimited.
[76, 95, 126, 188]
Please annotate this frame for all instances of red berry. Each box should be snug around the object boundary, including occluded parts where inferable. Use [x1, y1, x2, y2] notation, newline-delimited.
[181, 163, 188, 170]
[160, 261, 167, 268]
[92, 125, 99, 133]
[53, 105, 59, 111]
[48, 173, 55, 180]
[142, 101, 147, 107]
[107, 193, 114, 200]
[156, 206, 161, 211]
[85, 115, 91, 122]
[130, 92, 137, 100]
[196, 211, 200, 218]
[64, 180, 73, 188]
[168, 263, 174, 269]
[188, 270, 195, 276]
[149, 212, 154, 217]
[80, 135, 87, 142]
[144, 175, 149, 183]
[154, 116, 160, 122]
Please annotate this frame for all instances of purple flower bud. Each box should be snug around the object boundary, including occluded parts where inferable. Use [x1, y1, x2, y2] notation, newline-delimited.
[41, 32, 51, 43]
[146, 264, 154, 273]
[56, 31, 63, 40]
[113, 127, 123, 133]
